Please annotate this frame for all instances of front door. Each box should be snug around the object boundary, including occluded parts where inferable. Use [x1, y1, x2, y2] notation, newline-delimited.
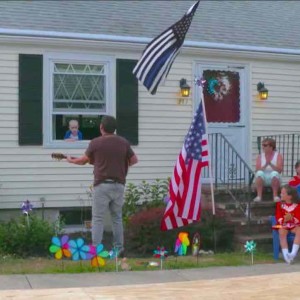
[195, 63, 250, 183]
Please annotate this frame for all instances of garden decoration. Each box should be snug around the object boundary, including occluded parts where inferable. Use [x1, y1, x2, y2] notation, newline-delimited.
[49, 235, 72, 271]
[174, 232, 190, 256]
[154, 246, 168, 270]
[90, 244, 109, 270]
[49, 235, 72, 260]
[21, 200, 33, 227]
[289, 176, 300, 197]
[244, 240, 256, 265]
[192, 232, 201, 263]
[68, 238, 91, 261]
[109, 247, 120, 272]
[206, 75, 231, 102]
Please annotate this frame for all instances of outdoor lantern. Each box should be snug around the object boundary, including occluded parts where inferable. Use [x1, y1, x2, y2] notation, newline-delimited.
[179, 78, 190, 97]
[257, 82, 268, 100]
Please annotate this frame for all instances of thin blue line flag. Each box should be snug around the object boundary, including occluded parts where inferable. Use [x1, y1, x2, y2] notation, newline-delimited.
[133, 1, 200, 95]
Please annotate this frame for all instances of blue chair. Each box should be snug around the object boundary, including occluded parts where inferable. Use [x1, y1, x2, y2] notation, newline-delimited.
[270, 215, 295, 260]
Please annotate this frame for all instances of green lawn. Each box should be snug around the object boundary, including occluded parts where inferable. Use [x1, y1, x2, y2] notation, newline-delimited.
[0, 252, 276, 275]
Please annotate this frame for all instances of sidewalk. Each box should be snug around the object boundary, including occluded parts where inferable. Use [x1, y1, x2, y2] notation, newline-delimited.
[0, 263, 300, 299]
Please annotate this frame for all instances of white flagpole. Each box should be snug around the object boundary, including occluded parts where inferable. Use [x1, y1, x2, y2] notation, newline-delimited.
[198, 81, 215, 215]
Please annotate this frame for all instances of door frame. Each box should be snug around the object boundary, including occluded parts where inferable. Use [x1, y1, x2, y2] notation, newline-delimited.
[193, 60, 251, 168]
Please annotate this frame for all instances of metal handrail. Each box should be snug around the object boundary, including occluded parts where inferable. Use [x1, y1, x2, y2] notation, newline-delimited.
[257, 134, 300, 177]
[203, 133, 255, 220]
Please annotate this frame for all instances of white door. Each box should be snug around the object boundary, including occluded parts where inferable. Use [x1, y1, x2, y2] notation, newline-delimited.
[195, 63, 250, 183]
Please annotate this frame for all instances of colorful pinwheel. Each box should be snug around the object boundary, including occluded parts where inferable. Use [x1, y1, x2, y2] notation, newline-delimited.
[154, 246, 168, 270]
[108, 248, 119, 259]
[244, 240, 256, 265]
[49, 235, 71, 260]
[90, 244, 109, 267]
[289, 176, 300, 197]
[194, 76, 206, 87]
[21, 200, 33, 215]
[192, 232, 200, 256]
[244, 240, 256, 253]
[174, 232, 190, 256]
[154, 246, 168, 259]
[68, 238, 90, 261]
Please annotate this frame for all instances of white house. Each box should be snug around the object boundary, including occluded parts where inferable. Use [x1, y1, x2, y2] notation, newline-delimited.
[0, 1, 300, 220]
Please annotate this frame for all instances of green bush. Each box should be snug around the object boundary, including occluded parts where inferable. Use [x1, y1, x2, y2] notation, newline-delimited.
[123, 179, 169, 224]
[0, 215, 55, 257]
[124, 206, 234, 256]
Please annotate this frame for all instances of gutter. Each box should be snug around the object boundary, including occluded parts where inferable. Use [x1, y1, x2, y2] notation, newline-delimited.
[0, 28, 300, 56]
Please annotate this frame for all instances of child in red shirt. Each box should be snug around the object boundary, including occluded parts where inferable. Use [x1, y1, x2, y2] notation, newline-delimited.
[275, 184, 300, 263]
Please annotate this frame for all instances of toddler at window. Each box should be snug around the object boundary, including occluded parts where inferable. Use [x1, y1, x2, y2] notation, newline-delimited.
[64, 119, 83, 141]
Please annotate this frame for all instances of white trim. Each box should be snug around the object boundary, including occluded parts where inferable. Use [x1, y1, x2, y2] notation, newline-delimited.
[1, 28, 300, 56]
[43, 52, 115, 148]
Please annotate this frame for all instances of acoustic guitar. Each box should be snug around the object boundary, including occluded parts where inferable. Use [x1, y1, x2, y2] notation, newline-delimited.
[51, 153, 69, 161]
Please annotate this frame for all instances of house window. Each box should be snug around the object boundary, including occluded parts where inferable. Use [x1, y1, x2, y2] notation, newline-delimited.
[44, 53, 114, 148]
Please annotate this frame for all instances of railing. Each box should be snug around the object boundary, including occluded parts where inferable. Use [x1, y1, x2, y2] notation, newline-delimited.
[257, 134, 300, 178]
[202, 133, 255, 220]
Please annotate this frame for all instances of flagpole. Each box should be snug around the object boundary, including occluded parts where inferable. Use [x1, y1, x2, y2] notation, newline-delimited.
[198, 82, 217, 253]
[199, 85, 215, 216]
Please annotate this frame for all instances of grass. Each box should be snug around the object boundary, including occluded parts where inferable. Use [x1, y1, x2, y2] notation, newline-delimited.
[0, 252, 275, 275]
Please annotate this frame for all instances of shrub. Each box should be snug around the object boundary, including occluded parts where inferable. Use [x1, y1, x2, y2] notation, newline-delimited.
[125, 206, 234, 256]
[0, 215, 55, 257]
[123, 179, 169, 224]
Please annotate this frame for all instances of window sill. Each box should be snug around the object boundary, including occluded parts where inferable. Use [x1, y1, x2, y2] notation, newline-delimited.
[44, 140, 90, 149]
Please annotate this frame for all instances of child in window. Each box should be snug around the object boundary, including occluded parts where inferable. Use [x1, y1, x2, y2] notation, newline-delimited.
[64, 119, 83, 141]
[275, 184, 300, 264]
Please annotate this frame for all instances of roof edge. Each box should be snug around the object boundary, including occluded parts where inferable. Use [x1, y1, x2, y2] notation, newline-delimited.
[0, 28, 300, 56]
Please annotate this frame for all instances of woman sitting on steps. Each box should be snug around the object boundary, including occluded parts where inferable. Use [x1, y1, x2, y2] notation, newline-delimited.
[253, 138, 283, 202]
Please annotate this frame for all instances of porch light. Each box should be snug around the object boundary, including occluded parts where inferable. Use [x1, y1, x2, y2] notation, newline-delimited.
[180, 78, 190, 97]
[257, 82, 268, 100]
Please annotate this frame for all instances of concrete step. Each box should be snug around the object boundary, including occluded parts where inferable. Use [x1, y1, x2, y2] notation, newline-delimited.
[234, 233, 273, 252]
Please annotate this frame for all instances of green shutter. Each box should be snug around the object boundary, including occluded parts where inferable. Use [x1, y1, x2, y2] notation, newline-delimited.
[19, 54, 43, 145]
[116, 59, 138, 145]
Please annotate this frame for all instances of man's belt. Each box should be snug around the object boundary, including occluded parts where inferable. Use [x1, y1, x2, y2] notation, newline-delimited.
[101, 179, 123, 184]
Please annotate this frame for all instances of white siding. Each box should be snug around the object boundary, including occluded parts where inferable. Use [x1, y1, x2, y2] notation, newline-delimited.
[251, 60, 300, 170]
[1, 40, 300, 210]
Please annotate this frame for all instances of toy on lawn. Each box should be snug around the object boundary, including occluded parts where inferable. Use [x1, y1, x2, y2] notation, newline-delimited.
[154, 246, 168, 270]
[244, 240, 256, 265]
[174, 232, 190, 256]
[289, 176, 300, 197]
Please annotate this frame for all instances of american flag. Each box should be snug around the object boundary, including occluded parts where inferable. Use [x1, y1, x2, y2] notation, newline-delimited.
[133, 1, 200, 95]
[161, 101, 209, 230]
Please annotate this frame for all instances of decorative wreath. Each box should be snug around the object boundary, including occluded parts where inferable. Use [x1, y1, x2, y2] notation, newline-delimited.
[207, 75, 231, 101]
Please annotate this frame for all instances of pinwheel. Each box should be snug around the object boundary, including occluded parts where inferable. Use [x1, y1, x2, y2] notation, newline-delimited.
[154, 246, 168, 259]
[21, 200, 33, 215]
[174, 232, 190, 256]
[49, 235, 71, 260]
[90, 244, 109, 267]
[244, 240, 256, 265]
[194, 76, 206, 87]
[154, 246, 168, 270]
[68, 238, 90, 261]
[192, 233, 200, 257]
[289, 176, 300, 197]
